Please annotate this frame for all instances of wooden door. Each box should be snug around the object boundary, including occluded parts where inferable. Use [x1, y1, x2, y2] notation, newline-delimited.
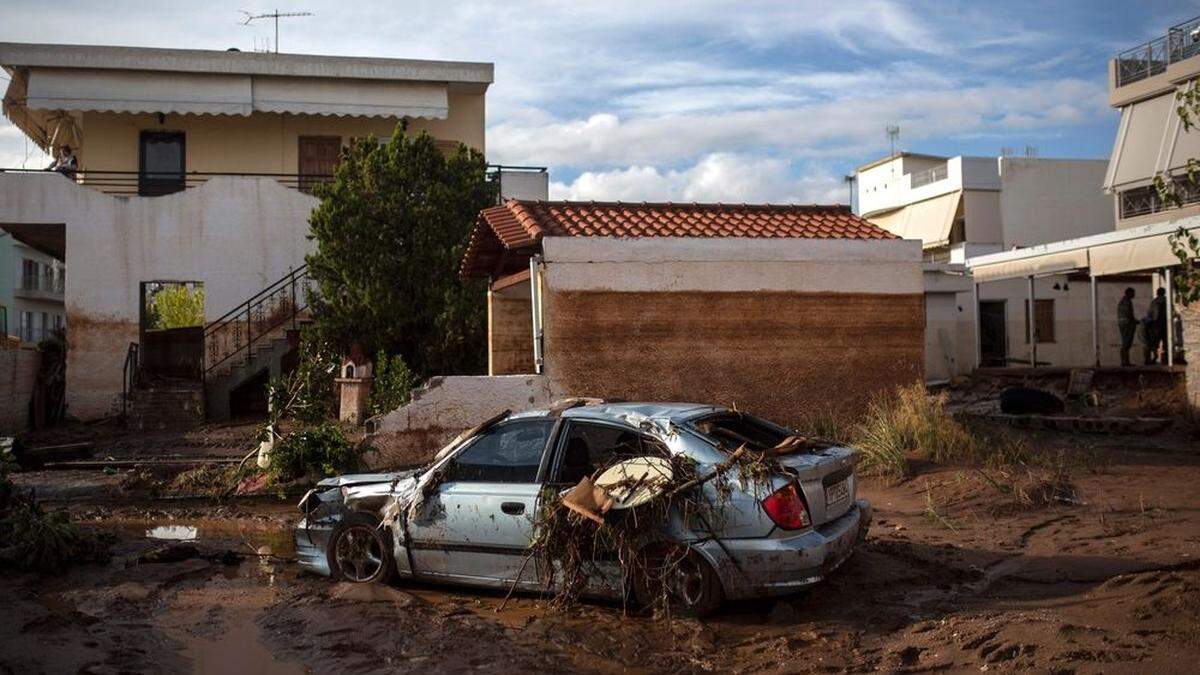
[298, 136, 341, 192]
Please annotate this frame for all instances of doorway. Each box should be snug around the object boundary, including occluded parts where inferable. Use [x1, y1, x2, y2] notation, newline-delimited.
[979, 300, 1007, 367]
[139, 131, 186, 196]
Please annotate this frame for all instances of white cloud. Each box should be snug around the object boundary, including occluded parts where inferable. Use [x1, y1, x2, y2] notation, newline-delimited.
[550, 153, 844, 204]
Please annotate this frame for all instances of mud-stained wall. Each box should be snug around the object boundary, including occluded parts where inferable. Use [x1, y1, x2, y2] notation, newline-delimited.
[487, 280, 534, 375]
[0, 173, 319, 420]
[0, 347, 40, 434]
[541, 290, 925, 426]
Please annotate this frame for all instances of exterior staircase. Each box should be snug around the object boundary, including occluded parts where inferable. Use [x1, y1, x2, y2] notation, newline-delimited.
[202, 266, 317, 420]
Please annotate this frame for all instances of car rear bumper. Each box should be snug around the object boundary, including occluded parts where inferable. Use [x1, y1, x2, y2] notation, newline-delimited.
[699, 498, 871, 600]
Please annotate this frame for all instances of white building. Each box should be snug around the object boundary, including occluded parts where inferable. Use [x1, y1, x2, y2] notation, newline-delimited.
[853, 153, 1143, 378]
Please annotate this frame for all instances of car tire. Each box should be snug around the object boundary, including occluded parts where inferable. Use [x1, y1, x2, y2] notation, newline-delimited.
[633, 544, 724, 617]
[327, 511, 394, 584]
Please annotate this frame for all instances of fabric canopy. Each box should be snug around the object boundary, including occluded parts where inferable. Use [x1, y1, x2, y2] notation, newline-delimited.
[1106, 94, 1173, 189]
[970, 248, 1089, 282]
[867, 191, 961, 248]
[1089, 234, 1183, 275]
[22, 67, 449, 119]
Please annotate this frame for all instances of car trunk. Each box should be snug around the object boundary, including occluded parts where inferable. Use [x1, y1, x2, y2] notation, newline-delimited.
[691, 413, 858, 527]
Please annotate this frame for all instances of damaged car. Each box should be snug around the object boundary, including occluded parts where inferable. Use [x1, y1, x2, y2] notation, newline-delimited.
[294, 401, 871, 615]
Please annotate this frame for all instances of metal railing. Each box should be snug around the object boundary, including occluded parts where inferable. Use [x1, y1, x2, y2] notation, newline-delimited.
[910, 163, 948, 189]
[1118, 182, 1200, 219]
[122, 341, 140, 419]
[1115, 14, 1200, 87]
[18, 272, 64, 295]
[0, 167, 334, 196]
[203, 265, 316, 376]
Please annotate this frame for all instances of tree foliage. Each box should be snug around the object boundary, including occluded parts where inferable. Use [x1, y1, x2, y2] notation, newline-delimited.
[305, 127, 496, 377]
[1155, 82, 1200, 306]
[147, 283, 205, 329]
[369, 350, 420, 417]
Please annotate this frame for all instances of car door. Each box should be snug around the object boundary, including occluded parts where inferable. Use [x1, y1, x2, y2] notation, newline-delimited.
[406, 418, 556, 589]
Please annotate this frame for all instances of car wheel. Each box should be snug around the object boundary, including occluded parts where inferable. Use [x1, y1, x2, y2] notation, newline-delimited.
[634, 545, 724, 617]
[327, 512, 394, 584]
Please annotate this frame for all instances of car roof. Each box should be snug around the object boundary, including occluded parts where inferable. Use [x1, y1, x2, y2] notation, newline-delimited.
[509, 401, 726, 424]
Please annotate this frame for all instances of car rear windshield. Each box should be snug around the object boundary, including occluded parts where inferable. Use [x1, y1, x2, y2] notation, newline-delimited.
[692, 413, 792, 452]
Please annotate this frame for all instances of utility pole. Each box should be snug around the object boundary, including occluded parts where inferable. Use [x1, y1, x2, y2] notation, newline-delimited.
[240, 10, 313, 53]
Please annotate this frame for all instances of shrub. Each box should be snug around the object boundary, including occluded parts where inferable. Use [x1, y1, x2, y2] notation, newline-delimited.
[853, 383, 976, 476]
[269, 422, 360, 483]
[368, 350, 420, 417]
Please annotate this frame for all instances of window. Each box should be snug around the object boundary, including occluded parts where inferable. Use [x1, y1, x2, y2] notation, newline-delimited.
[553, 422, 669, 485]
[1023, 299, 1055, 343]
[139, 131, 186, 196]
[19, 311, 34, 342]
[693, 413, 790, 451]
[445, 419, 555, 484]
[21, 259, 40, 290]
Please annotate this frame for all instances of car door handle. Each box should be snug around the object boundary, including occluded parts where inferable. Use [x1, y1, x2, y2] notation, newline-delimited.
[501, 501, 525, 515]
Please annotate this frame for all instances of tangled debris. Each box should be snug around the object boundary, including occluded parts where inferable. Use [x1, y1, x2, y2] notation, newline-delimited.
[0, 440, 111, 573]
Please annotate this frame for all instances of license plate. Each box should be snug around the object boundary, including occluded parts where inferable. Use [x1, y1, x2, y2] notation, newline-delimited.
[825, 479, 850, 505]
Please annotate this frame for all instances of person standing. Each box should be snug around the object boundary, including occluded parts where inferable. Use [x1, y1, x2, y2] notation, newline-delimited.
[1150, 287, 1169, 365]
[1118, 287, 1137, 366]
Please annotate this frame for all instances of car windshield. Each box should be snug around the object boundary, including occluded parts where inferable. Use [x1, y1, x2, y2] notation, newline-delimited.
[691, 412, 792, 452]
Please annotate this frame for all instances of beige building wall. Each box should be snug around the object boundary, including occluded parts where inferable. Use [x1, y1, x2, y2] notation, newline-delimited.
[76, 91, 485, 173]
[962, 190, 1003, 245]
[998, 158, 1113, 247]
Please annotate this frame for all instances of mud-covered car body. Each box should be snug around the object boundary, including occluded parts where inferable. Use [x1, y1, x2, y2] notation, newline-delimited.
[294, 402, 871, 600]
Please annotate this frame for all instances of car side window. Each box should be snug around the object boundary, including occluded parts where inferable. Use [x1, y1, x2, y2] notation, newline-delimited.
[554, 421, 669, 485]
[444, 419, 555, 484]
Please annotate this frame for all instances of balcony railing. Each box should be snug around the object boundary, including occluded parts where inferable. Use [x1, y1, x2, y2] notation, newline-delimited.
[1116, 14, 1200, 87]
[1118, 182, 1200, 219]
[910, 163, 948, 189]
[17, 273, 64, 297]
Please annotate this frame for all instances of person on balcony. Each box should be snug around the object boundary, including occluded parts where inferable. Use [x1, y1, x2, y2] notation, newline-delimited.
[47, 145, 77, 178]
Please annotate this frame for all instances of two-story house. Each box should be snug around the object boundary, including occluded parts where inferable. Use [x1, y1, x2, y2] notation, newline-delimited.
[0, 42, 547, 423]
[853, 152, 1129, 378]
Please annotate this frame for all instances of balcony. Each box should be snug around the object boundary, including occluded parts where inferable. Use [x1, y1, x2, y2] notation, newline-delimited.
[0, 164, 548, 200]
[14, 272, 64, 302]
[910, 163, 948, 189]
[1118, 182, 1200, 220]
[1115, 15, 1200, 87]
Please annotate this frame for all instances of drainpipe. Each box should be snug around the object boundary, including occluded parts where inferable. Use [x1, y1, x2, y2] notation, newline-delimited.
[1090, 273, 1100, 367]
[529, 254, 544, 374]
[1165, 267, 1174, 367]
[1027, 276, 1037, 368]
[972, 282, 981, 370]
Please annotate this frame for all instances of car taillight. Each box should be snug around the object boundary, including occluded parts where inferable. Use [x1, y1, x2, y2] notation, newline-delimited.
[761, 482, 811, 530]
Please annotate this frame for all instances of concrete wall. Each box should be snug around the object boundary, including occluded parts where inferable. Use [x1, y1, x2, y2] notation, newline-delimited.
[487, 279, 534, 375]
[1184, 305, 1200, 413]
[0, 172, 319, 419]
[538, 237, 925, 427]
[77, 93, 485, 173]
[369, 374, 553, 468]
[0, 347, 39, 434]
[999, 158, 1113, 248]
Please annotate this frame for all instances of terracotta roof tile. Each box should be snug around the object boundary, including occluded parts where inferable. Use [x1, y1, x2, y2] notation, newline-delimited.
[461, 199, 896, 277]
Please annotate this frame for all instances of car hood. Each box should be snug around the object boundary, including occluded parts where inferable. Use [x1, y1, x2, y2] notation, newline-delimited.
[315, 470, 418, 488]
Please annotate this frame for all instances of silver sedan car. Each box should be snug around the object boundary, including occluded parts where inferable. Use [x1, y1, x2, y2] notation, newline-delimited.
[294, 402, 871, 614]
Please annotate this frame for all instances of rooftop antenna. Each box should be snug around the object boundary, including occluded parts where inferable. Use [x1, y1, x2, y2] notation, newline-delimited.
[886, 124, 901, 177]
[240, 10, 313, 53]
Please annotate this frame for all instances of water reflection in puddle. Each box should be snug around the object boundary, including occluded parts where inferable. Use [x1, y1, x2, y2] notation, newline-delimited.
[146, 525, 200, 541]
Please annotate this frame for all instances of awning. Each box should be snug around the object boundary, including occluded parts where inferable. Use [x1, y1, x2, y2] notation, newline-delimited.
[1089, 234, 1183, 275]
[19, 67, 449, 119]
[1106, 94, 1173, 190]
[970, 248, 1089, 282]
[867, 191, 960, 248]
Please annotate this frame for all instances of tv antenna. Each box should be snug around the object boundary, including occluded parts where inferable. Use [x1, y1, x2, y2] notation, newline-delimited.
[886, 124, 901, 176]
[240, 10, 313, 53]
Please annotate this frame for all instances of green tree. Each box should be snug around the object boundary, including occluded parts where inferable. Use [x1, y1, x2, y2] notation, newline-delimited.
[305, 126, 496, 376]
[1156, 83, 1200, 305]
[149, 283, 205, 328]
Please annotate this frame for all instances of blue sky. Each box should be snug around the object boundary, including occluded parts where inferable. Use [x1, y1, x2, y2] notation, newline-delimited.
[1, 0, 1197, 202]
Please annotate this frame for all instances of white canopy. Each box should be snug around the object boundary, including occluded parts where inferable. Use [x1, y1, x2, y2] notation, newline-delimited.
[21, 67, 449, 119]
[867, 191, 961, 249]
[971, 248, 1089, 283]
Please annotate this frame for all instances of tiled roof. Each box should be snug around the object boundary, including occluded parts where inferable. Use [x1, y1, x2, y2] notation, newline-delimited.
[461, 200, 896, 277]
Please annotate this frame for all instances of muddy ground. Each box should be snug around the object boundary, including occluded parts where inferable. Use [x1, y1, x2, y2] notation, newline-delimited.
[2, 427, 1199, 674]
